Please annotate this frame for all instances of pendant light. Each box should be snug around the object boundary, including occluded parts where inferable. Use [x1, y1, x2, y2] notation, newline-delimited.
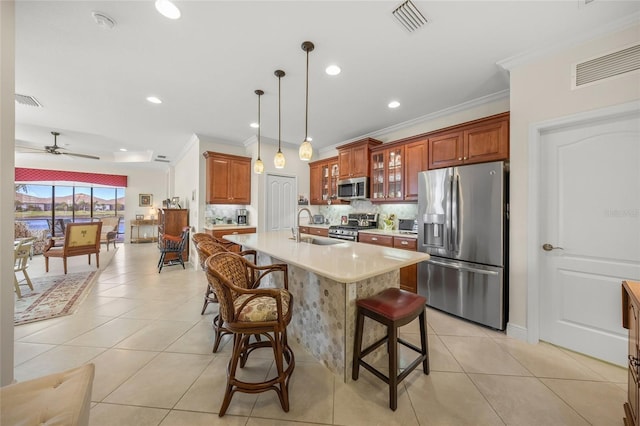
[254, 89, 264, 174]
[299, 41, 315, 161]
[274, 69, 286, 169]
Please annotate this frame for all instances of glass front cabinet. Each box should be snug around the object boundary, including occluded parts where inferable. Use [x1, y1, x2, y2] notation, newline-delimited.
[371, 146, 404, 202]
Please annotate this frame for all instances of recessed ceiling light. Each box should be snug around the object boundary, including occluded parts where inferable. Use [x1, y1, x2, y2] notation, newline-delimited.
[388, 101, 400, 109]
[146, 96, 162, 104]
[250, 122, 259, 129]
[91, 11, 116, 29]
[119, 148, 127, 152]
[325, 65, 341, 76]
[155, 0, 181, 20]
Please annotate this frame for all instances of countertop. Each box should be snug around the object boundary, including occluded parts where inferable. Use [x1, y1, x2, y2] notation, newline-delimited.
[223, 230, 429, 283]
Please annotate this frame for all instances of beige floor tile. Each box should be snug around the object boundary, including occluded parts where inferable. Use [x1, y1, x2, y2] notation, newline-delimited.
[426, 308, 490, 337]
[165, 320, 216, 354]
[76, 296, 142, 317]
[493, 339, 605, 380]
[89, 403, 168, 426]
[16, 314, 113, 344]
[91, 348, 159, 401]
[160, 410, 248, 426]
[117, 299, 186, 319]
[14, 345, 106, 382]
[13, 316, 67, 340]
[404, 371, 504, 425]
[441, 335, 531, 375]
[247, 418, 328, 426]
[542, 378, 627, 425]
[158, 298, 210, 322]
[104, 352, 212, 408]
[469, 374, 589, 426]
[66, 317, 154, 348]
[251, 362, 334, 424]
[115, 320, 196, 351]
[13, 341, 56, 366]
[175, 354, 269, 416]
[401, 332, 463, 372]
[559, 347, 628, 383]
[334, 372, 418, 426]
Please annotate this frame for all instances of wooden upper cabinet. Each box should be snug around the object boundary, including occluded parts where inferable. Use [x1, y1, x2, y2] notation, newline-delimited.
[309, 157, 342, 205]
[428, 113, 509, 169]
[203, 151, 251, 204]
[337, 138, 382, 179]
[404, 138, 428, 201]
[309, 161, 323, 204]
[464, 119, 509, 164]
[428, 131, 464, 169]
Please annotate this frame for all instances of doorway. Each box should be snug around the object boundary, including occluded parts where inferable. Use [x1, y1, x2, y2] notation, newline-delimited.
[529, 101, 640, 366]
[265, 173, 296, 232]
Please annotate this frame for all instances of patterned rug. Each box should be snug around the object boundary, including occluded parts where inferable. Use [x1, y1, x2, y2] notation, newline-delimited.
[14, 271, 97, 325]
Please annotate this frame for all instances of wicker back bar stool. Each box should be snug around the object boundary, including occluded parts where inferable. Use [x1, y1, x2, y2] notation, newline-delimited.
[205, 252, 294, 416]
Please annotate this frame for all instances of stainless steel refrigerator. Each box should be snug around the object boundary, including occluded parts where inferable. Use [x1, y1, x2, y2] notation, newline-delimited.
[417, 161, 508, 330]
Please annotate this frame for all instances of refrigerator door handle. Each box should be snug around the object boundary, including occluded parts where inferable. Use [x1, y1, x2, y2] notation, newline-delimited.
[451, 174, 460, 253]
[426, 259, 500, 276]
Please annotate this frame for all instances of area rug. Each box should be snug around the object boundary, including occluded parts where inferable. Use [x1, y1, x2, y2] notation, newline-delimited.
[14, 271, 98, 325]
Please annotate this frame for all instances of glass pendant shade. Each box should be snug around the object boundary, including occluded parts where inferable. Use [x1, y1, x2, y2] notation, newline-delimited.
[299, 140, 313, 161]
[274, 150, 286, 169]
[254, 158, 264, 174]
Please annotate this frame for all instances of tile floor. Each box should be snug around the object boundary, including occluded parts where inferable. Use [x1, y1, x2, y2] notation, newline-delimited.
[13, 243, 627, 425]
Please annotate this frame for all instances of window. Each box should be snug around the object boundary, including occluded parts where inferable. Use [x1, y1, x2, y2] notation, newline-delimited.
[15, 184, 126, 239]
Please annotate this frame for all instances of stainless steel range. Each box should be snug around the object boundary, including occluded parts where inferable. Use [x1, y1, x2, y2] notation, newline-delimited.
[328, 213, 378, 242]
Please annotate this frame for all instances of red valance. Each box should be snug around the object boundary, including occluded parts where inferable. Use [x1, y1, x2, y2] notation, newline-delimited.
[15, 168, 127, 187]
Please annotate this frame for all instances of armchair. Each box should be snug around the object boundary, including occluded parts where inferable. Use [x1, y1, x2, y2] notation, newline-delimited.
[44, 222, 102, 274]
[99, 216, 121, 251]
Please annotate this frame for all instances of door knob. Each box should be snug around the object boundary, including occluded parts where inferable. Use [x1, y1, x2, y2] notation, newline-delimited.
[542, 243, 564, 251]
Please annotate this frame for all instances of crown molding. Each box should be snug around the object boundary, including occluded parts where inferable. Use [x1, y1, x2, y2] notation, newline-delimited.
[318, 89, 510, 156]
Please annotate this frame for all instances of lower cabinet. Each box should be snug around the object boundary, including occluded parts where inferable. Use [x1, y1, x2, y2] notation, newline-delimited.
[300, 226, 329, 237]
[623, 280, 640, 426]
[359, 233, 418, 293]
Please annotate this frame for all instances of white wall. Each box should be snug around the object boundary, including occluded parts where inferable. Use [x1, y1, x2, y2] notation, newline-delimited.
[0, 0, 15, 386]
[173, 135, 200, 232]
[14, 158, 169, 243]
[507, 23, 640, 330]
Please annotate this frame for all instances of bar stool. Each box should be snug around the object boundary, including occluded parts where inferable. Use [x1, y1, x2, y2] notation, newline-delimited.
[352, 287, 429, 410]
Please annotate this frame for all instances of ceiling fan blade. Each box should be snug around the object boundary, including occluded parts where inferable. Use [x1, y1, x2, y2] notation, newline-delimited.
[62, 152, 100, 160]
[16, 145, 47, 153]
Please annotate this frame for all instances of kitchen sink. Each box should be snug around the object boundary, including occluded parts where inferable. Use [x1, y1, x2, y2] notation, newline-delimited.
[290, 237, 343, 246]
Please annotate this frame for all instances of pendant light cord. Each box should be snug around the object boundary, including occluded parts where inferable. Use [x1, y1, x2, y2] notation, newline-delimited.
[304, 48, 309, 142]
[257, 92, 261, 159]
[278, 74, 282, 152]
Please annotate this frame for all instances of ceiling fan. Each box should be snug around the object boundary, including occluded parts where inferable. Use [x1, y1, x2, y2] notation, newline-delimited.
[19, 131, 100, 160]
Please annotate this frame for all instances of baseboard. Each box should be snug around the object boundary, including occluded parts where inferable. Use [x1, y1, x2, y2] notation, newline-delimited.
[506, 322, 528, 341]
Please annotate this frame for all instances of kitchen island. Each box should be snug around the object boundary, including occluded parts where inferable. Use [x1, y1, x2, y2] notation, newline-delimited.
[223, 230, 429, 381]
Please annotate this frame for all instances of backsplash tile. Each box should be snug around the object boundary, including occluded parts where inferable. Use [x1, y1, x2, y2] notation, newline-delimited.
[317, 201, 417, 228]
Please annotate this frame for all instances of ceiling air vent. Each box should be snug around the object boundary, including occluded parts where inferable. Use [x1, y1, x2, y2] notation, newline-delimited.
[15, 94, 42, 107]
[154, 156, 170, 163]
[574, 44, 640, 88]
[392, 0, 427, 33]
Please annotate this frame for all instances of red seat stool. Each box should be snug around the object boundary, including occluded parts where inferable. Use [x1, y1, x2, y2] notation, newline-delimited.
[352, 287, 429, 410]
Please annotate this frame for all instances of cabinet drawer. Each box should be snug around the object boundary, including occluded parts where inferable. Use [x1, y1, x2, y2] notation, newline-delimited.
[309, 227, 329, 237]
[211, 227, 256, 239]
[393, 237, 417, 250]
[359, 233, 393, 247]
[299, 226, 310, 234]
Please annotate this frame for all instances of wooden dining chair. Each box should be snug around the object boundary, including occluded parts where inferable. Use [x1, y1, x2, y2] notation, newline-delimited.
[14, 241, 34, 298]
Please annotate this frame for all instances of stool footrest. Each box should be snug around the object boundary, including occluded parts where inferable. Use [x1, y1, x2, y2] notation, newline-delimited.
[359, 360, 390, 384]
[397, 337, 421, 353]
[360, 335, 388, 359]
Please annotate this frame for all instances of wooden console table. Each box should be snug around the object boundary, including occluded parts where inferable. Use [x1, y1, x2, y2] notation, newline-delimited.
[130, 219, 158, 243]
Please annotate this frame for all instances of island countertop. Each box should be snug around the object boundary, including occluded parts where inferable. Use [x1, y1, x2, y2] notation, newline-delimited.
[223, 230, 429, 283]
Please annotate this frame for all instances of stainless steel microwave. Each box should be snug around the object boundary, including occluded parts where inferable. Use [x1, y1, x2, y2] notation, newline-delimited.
[337, 177, 369, 200]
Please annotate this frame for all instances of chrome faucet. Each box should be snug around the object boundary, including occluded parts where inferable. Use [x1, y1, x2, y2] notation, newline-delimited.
[295, 208, 312, 242]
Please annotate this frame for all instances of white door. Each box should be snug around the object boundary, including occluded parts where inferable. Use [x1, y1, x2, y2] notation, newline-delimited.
[539, 108, 640, 366]
[266, 174, 296, 232]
